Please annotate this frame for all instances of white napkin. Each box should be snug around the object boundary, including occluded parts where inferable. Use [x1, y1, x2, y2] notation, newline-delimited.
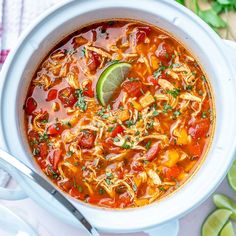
[0, 0, 63, 188]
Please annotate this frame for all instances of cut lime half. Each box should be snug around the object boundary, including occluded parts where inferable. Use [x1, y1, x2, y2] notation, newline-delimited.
[220, 221, 235, 236]
[202, 209, 232, 236]
[96, 62, 131, 106]
[213, 194, 236, 220]
[228, 159, 236, 192]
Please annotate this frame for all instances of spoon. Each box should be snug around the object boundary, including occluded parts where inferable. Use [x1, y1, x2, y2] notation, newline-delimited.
[0, 148, 100, 236]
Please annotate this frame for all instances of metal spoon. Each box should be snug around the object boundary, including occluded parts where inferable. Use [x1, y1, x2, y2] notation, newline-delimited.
[0, 148, 100, 236]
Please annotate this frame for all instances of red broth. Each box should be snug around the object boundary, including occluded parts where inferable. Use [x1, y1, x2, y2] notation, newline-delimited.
[24, 20, 214, 208]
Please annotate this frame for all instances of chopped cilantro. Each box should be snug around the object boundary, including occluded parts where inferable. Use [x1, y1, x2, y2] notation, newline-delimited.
[105, 178, 111, 185]
[78, 185, 83, 193]
[63, 121, 72, 127]
[39, 133, 49, 142]
[147, 120, 154, 129]
[106, 172, 113, 178]
[153, 65, 166, 78]
[97, 108, 109, 119]
[186, 85, 193, 91]
[152, 110, 159, 117]
[125, 120, 135, 127]
[173, 110, 181, 118]
[81, 166, 86, 171]
[99, 188, 105, 195]
[32, 148, 40, 156]
[167, 88, 181, 98]
[113, 137, 120, 142]
[132, 183, 137, 192]
[41, 119, 48, 124]
[75, 89, 87, 112]
[202, 111, 207, 119]
[135, 131, 140, 136]
[107, 21, 115, 26]
[201, 75, 207, 82]
[81, 47, 86, 56]
[66, 151, 74, 157]
[163, 103, 172, 113]
[145, 141, 152, 150]
[158, 186, 166, 191]
[107, 126, 115, 132]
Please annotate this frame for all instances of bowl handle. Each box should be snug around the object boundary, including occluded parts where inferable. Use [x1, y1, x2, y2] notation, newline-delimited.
[0, 164, 27, 200]
[143, 219, 179, 236]
[0, 131, 27, 200]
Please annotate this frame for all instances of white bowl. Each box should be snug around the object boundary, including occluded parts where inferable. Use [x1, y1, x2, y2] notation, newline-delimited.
[1, 0, 236, 234]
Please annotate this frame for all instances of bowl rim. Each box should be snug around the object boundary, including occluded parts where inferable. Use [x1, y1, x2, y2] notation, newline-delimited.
[1, 0, 236, 232]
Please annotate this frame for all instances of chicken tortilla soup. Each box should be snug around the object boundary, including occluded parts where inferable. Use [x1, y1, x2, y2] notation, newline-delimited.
[24, 20, 214, 208]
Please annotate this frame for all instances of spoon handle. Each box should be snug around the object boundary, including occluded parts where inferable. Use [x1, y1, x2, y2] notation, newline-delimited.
[0, 148, 100, 236]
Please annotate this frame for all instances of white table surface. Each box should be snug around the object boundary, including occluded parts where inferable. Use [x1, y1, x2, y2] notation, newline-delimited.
[1, 177, 236, 236]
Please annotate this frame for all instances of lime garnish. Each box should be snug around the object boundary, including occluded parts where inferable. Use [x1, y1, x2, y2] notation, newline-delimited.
[220, 221, 235, 236]
[213, 194, 236, 220]
[228, 159, 236, 192]
[96, 62, 131, 106]
[202, 209, 232, 236]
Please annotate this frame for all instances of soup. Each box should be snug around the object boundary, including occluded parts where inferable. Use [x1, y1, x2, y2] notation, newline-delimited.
[24, 20, 214, 208]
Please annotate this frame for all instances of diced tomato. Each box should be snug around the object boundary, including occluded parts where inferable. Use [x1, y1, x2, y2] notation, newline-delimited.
[70, 187, 85, 200]
[28, 130, 39, 142]
[147, 75, 159, 86]
[87, 196, 101, 204]
[47, 123, 63, 136]
[25, 97, 37, 115]
[77, 130, 95, 149]
[58, 87, 77, 107]
[111, 125, 124, 138]
[163, 165, 182, 181]
[118, 193, 133, 208]
[188, 120, 210, 139]
[145, 142, 160, 161]
[188, 142, 202, 157]
[39, 143, 48, 159]
[88, 51, 101, 71]
[46, 89, 57, 101]
[83, 81, 94, 98]
[136, 26, 151, 44]
[122, 80, 143, 97]
[116, 169, 124, 179]
[37, 157, 47, 169]
[49, 149, 62, 170]
[156, 42, 174, 66]
[131, 161, 144, 172]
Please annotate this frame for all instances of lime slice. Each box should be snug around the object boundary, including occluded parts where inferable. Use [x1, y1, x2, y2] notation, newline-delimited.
[228, 159, 236, 192]
[202, 209, 232, 236]
[220, 221, 235, 236]
[96, 62, 131, 106]
[213, 194, 236, 220]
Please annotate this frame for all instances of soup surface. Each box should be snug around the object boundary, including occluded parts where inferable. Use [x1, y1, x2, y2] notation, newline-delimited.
[24, 20, 214, 208]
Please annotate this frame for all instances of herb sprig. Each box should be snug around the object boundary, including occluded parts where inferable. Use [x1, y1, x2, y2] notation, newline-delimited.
[176, 0, 236, 39]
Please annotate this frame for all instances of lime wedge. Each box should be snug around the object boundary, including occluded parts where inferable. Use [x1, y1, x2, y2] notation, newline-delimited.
[220, 221, 235, 236]
[96, 62, 131, 106]
[228, 159, 236, 192]
[213, 194, 236, 220]
[202, 209, 232, 236]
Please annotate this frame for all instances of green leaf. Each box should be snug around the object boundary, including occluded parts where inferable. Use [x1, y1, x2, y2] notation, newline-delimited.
[175, 0, 185, 5]
[212, 2, 224, 14]
[217, 0, 232, 5]
[198, 9, 227, 28]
